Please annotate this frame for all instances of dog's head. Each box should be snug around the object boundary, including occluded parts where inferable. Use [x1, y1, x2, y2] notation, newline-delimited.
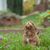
[25, 21, 36, 30]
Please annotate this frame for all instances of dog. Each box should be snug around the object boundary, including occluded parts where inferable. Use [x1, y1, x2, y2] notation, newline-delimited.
[23, 21, 40, 45]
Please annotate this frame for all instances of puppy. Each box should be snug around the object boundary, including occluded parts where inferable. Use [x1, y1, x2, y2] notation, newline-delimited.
[23, 21, 40, 45]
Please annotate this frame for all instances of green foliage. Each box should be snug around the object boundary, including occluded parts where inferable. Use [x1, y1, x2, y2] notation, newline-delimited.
[0, 27, 50, 50]
[0, 11, 50, 50]
[0, 28, 50, 50]
[40, 27, 50, 47]
[21, 14, 42, 26]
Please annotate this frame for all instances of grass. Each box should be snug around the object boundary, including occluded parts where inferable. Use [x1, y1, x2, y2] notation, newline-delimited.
[0, 10, 50, 50]
[0, 27, 50, 50]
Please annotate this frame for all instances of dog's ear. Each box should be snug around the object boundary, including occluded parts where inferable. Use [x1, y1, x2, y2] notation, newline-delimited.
[28, 21, 36, 28]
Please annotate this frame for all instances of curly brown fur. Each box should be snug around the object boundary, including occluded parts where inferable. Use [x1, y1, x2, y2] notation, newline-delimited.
[23, 21, 40, 46]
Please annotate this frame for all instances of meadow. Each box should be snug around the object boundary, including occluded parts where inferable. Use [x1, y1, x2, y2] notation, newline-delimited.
[0, 11, 50, 50]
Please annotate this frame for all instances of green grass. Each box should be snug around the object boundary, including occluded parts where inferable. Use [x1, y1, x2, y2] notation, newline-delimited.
[0, 10, 50, 50]
[0, 27, 50, 50]
[21, 14, 43, 26]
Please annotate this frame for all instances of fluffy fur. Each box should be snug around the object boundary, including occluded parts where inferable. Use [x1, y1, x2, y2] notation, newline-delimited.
[23, 21, 40, 45]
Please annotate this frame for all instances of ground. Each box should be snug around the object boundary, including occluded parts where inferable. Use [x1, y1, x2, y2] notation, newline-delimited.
[0, 10, 50, 50]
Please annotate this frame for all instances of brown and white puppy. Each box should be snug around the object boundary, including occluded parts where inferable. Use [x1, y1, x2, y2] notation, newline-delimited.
[23, 21, 40, 45]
